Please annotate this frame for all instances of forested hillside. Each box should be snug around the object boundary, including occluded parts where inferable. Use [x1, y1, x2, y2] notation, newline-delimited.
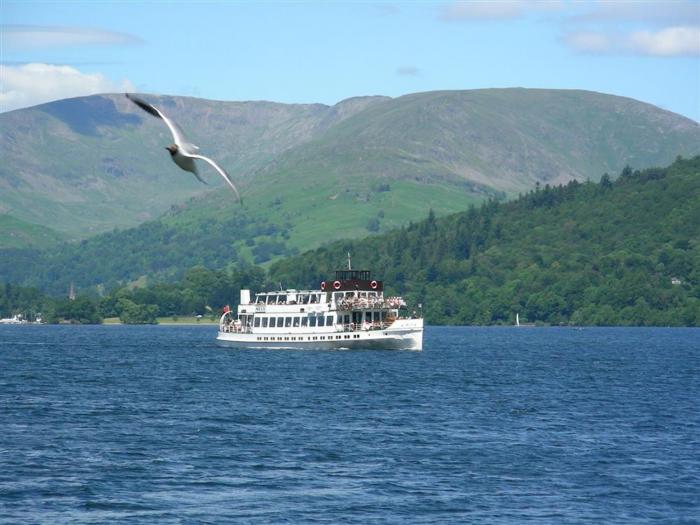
[3, 157, 698, 326]
[269, 156, 700, 326]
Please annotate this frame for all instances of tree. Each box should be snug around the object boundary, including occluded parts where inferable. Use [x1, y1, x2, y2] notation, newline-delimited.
[118, 299, 158, 324]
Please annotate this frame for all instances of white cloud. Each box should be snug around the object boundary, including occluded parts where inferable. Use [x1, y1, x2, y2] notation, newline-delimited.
[439, 1, 700, 59]
[396, 66, 420, 76]
[564, 31, 613, 53]
[571, 1, 700, 26]
[0, 63, 135, 113]
[565, 26, 700, 57]
[561, 2, 700, 57]
[439, 1, 560, 21]
[1, 25, 142, 49]
[375, 4, 401, 16]
[627, 26, 700, 57]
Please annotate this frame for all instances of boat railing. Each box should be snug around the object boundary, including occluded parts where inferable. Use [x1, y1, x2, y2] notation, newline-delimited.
[336, 297, 406, 311]
[220, 323, 252, 334]
[337, 321, 394, 332]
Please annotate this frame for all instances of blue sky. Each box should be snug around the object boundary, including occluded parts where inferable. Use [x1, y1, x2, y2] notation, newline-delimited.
[2, 1, 699, 121]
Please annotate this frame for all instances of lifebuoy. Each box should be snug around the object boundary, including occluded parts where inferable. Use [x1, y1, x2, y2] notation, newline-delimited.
[370, 280, 378, 289]
[321, 281, 326, 291]
[333, 280, 341, 290]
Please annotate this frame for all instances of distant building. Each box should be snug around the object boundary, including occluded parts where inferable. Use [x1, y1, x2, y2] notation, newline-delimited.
[69, 282, 76, 300]
[671, 277, 682, 286]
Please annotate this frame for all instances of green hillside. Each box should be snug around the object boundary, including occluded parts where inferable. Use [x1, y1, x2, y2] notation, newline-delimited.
[0, 214, 65, 249]
[125, 88, 700, 259]
[1, 89, 698, 251]
[0, 93, 386, 242]
[254, 89, 700, 194]
[268, 156, 700, 326]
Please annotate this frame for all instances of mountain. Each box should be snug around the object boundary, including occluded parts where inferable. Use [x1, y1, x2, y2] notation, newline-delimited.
[1, 89, 698, 251]
[267, 156, 700, 326]
[0, 93, 387, 243]
[252, 88, 700, 194]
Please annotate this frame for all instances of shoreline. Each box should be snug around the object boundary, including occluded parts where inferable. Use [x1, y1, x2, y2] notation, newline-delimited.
[103, 317, 218, 326]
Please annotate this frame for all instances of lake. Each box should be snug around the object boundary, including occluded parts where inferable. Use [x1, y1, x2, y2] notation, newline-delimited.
[1, 326, 698, 524]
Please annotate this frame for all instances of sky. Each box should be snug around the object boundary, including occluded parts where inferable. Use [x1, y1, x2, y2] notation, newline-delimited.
[1, 1, 699, 121]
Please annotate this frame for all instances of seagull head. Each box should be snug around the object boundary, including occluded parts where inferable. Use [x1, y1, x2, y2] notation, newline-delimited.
[165, 144, 178, 156]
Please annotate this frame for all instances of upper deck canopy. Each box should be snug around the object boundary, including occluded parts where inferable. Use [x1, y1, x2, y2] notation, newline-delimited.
[322, 269, 383, 292]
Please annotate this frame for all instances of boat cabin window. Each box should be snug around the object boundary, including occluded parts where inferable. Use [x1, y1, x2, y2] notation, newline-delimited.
[309, 315, 317, 327]
[254, 317, 261, 327]
[262, 317, 268, 328]
[335, 270, 370, 281]
[326, 315, 333, 326]
[317, 315, 325, 327]
[293, 317, 300, 327]
[301, 317, 308, 327]
[285, 317, 292, 327]
[269, 316, 277, 327]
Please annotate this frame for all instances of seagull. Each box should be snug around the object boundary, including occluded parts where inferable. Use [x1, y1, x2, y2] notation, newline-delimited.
[126, 93, 241, 202]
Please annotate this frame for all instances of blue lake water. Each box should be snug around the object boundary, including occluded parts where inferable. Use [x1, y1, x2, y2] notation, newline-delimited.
[1, 325, 698, 524]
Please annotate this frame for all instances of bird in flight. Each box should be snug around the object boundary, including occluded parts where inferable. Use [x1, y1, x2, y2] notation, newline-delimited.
[126, 93, 241, 202]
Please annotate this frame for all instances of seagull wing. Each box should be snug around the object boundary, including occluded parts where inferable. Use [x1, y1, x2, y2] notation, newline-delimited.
[126, 93, 198, 153]
[190, 154, 241, 202]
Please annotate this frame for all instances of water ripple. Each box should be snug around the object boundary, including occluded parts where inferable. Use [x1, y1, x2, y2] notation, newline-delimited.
[0, 325, 698, 524]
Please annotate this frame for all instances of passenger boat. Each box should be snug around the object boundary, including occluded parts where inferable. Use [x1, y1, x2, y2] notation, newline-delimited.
[217, 265, 423, 350]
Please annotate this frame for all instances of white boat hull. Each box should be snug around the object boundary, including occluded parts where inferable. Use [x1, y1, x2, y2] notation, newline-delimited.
[217, 319, 423, 350]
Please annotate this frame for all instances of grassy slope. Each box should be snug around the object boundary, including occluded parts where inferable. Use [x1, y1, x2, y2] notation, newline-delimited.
[158, 88, 700, 258]
[0, 93, 386, 244]
[0, 214, 66, 249]
[252, 89, 700, 193]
